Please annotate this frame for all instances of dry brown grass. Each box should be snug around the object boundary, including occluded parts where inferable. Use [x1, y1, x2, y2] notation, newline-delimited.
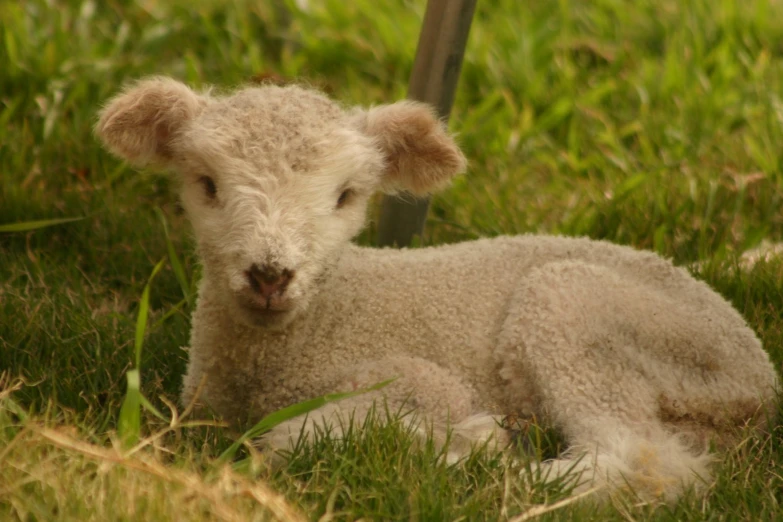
[0, 413, 304, 522]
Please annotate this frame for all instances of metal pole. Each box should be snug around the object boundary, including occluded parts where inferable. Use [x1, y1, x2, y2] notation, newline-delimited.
[376, 0, 478, 247]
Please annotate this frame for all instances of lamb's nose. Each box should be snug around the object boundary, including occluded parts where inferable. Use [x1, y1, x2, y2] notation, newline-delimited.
[247, 264, 293, 299]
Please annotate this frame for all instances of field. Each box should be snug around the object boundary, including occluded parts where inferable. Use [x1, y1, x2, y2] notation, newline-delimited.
[2, 0, 783, 519]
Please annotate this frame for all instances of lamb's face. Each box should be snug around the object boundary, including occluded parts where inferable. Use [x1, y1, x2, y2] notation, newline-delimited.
[96, 77, 466, 329]
[170, 89, 384, 327]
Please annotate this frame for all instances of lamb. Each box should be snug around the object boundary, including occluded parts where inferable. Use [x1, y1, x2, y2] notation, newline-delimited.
[96, 77, 779, 501]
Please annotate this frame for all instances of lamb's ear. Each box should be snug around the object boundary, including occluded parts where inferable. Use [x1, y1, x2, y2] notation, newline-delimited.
[357, 101, 467, 195]
[95, 77, 207, 167]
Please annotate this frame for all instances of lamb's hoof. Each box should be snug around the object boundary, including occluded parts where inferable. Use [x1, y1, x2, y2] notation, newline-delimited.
[501, 413, 555, 456]
[442, 413, 512, 464]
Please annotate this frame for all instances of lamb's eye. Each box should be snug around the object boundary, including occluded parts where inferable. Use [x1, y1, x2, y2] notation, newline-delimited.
[198, 176, 217, 200]
[336, 188, 354, 209]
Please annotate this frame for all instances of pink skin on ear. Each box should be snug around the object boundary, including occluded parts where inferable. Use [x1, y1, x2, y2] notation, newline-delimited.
[361, 101, 467, 195]
[95, 77, 207, 167]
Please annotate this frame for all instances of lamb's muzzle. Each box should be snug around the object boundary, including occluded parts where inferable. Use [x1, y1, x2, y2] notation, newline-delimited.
[238, 264, 295, 325]
[246, 264, 294, 303]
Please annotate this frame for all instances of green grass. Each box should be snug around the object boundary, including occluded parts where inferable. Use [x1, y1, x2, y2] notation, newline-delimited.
[1, 0, 783, 519]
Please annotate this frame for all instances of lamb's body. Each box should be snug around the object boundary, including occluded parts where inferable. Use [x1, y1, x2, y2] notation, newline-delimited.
[183, 234, 776, 498]
[184, 234, 769, 422]
[97, 77, 779, 501]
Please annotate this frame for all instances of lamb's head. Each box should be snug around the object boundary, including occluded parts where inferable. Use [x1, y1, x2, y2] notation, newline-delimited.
[96, 77, 466, 328]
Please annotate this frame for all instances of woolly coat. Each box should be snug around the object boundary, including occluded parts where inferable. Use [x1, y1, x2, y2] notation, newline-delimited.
[182, 235, 776, 445]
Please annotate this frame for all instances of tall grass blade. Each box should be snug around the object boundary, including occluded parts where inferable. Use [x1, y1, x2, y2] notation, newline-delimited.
[118, 259, 166, 448]
[0, 217, 84, 233]
[134, 258, 166, 369]
[155, 208, 193, 308]
[117, 369, 141, 448]
[217, 379, 394, 464]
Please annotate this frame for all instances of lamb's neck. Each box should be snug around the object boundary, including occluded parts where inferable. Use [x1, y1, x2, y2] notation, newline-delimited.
[192, 244, 399, 345]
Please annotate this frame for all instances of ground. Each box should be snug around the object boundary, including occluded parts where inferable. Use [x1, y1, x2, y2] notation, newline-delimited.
[1, 0, 782, 520]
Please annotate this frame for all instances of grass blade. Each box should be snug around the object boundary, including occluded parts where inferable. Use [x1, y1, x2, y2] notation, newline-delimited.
[134, 258, 166, 369]
[118, 259, 166, 447]
[1, 395, 28, 422]
[151, 297, 188, 330]
[155, 208, 193, 308]
[140, 394, 168, 422]
[117, 369, 141, 449]
[216, 379, 394, 464]
[0, 217, 84, 233]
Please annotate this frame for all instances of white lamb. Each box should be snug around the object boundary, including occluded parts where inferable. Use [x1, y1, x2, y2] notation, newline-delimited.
[96, 77, 778, 501]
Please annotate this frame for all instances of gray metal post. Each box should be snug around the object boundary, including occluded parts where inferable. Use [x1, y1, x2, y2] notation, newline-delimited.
[376, 0, 478, 247]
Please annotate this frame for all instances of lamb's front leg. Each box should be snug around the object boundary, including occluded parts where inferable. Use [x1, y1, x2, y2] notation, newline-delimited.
[261, 355, 510, 464]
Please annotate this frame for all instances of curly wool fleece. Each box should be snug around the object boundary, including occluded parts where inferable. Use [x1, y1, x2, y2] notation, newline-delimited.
[96, 77, 778, 501]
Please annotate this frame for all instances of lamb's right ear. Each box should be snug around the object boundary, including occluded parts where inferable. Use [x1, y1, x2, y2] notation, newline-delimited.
[95, 77, 206, 167]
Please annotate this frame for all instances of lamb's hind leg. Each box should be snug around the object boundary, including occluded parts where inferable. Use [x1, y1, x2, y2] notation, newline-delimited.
[262, 355, 509, 464]
[496, 260, 777, 500]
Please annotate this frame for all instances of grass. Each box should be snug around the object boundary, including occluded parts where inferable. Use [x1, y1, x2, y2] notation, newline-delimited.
[1, 0, 782, 519]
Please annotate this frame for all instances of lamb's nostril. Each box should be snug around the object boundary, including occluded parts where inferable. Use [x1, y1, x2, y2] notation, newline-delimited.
[247, 264, 294, 300]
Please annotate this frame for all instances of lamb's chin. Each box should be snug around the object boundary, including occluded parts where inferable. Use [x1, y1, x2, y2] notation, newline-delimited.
[233, 304, 299, 330]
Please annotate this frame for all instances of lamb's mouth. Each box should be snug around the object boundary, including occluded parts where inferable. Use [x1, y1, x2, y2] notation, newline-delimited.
[235, 290, 291, 312]
[242, 301, 292, 316]
[234, 297, 296, 328]
[253, 308, 290, 319]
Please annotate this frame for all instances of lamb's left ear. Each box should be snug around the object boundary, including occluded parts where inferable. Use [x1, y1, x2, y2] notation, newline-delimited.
[357, 101, 467, 195]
